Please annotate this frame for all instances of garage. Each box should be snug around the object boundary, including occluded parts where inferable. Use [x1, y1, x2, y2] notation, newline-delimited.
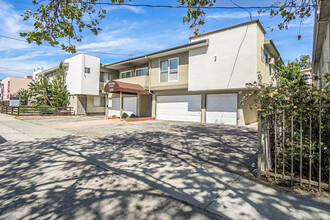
[156, 95, 202, 122]
[206, 93, 238, 125]
[108, 97, 137, 117]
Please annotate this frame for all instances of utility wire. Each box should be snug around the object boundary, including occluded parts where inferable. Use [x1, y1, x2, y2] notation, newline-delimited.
[93, 2, 315, 9]
[227, 0, 252, 21]
[0, 35, 134, 57]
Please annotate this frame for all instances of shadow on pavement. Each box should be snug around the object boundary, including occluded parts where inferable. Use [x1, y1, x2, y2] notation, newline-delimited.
[0, 135, 7, 144]
[0, 123, 329, 219]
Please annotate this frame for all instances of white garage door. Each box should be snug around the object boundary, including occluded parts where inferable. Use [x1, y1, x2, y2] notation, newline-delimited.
[108, 97, 137, 117]
[206, 93, 237, 125]
[156, 95, 201, 122]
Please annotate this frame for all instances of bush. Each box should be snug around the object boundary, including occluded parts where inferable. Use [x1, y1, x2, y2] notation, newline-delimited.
[121, 112, 129, 119]
[130, 113, 136, 118]
[111, 115, 117, 118]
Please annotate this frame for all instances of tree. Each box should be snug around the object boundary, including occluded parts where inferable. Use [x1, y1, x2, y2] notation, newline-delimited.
[295, 55, 312, 69]
[20, 0, 317, 53]
[17, 89, 30, 106]
[29, 74, 54, 106]
[28, 62, 70, 107]
[49, 62, 70, 107]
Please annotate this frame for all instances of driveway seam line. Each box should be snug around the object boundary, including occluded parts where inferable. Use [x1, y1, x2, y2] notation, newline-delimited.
[203, 175, 241, 211]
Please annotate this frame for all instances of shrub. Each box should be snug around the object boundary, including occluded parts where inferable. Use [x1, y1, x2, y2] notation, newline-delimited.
[121, 112, 129, 119]
[111, 115, 117, 118]
[130, 113, 136, 118]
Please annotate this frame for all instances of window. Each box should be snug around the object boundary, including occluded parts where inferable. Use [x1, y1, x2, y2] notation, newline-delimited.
[160, 58, 179, 82]
[85, 67, 91, 74]
[121, 71, 131, 79]
[94, 96, 105, 107]
[135, 68, 149, 76]
[160, 61, 168, 82]
[169, 58, 178, 81]
[100, 72, 111, 82]
[303, 75, 310, 80]
[261, 48, 269, 64]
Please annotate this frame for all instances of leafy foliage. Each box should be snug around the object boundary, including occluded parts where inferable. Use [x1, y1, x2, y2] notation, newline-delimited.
[258, 0, 316, 31]
[245, 58, 329, 186]
[29, 61, 70, 107]
[49, 62, 70, 107]
[17, 88, 30, 106]
[21, 0, 317, 53]
[29, 73, 53, 107]
[295, 55, 312, 69]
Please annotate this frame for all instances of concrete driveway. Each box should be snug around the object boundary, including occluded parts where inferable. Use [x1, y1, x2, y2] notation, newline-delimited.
[1, 115, 329, 219]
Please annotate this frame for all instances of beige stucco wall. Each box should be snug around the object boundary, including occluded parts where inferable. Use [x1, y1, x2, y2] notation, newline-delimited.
[138, 94, 152, 117]
[86, 95, 106, 115]
[257, 28, 271, 85]
[1, 77, 32, 101]
[68, 95, 78, 115]
[116, 76, 150, 89]
[150, 52, 189, 89]
[238, 91, 257, 125]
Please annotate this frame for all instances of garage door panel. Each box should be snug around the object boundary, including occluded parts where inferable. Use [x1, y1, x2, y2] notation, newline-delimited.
[206, 94, 237, 125]
[108, 97, 137, 117]
[108, 98, 120, 117]
[156, 95, 201, 122]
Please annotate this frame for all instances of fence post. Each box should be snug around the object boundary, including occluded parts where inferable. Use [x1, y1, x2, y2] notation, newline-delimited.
[318, 101, 322, 192]
[282, 109, 286, 178]
[274, 113, 278, 182]
[257, 111, 262, 179]
[299, 110, 303, 187]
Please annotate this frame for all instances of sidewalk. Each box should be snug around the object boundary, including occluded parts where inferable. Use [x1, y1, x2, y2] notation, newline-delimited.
[0, 115, 329, 219]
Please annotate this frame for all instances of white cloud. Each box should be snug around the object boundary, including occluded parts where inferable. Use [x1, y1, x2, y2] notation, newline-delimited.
[206, 11, 268, 20]
[0, 0, 32, 51]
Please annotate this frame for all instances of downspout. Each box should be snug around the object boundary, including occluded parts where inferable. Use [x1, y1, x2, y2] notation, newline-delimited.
[145, 56, 151, 93]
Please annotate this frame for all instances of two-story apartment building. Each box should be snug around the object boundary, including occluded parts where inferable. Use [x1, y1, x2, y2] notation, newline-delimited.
[0, 76, 32, 101]
[103, 20, 281, 125]
[312, 0, 330, 88]
[33, 54, 115, 115]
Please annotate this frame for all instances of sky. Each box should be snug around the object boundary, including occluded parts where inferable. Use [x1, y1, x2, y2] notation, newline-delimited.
[0, 0, 315, 80]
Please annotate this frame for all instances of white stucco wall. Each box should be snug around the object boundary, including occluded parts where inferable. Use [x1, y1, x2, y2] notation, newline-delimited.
[188, 22, 259, 91]
[65, 54, 100, 95]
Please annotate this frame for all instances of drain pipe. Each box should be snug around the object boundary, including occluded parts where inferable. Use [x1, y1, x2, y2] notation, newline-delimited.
[145, 56, 151, 93]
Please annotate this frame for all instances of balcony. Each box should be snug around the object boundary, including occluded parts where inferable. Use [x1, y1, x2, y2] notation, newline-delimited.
[114, 76, 149, 89]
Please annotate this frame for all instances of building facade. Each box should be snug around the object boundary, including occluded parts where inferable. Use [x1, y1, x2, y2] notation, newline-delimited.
[33, 54, 111, 115]
[312, 0, 330, 88]
[103, 20, 281, 125]
[0, 76, 32, 101]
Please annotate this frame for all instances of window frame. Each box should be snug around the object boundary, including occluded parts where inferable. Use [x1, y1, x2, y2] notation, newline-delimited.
[121, 70, 132, 79]
[135, 67, 149, 77]
[159, 57, 179, 83]
[94, 96, 106, 107]
[261, 48, 269, 64]
[85, 67, 91, 74]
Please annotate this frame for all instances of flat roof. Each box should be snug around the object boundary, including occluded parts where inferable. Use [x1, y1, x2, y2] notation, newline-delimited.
[104, 39, 209, 69]
[189, 19, 266, 40]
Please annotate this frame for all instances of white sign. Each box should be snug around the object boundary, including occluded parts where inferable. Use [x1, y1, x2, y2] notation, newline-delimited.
[9, 99, 20, 107]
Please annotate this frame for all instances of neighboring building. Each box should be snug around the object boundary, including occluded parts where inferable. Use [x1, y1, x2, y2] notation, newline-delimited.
[33, 54, 111, 115]
[0, 79, 2, 101]
[312, 0, 330, 88]
[301, 68, 313, 85]
[103, 20, 281, 125]
[0, 76, 32, 101]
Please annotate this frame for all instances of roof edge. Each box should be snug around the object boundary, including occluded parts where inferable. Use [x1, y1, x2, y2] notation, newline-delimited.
[189, 19, 266, 40]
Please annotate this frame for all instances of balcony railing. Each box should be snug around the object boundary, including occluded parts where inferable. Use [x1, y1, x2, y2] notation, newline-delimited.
[115, 76, 149, 89]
